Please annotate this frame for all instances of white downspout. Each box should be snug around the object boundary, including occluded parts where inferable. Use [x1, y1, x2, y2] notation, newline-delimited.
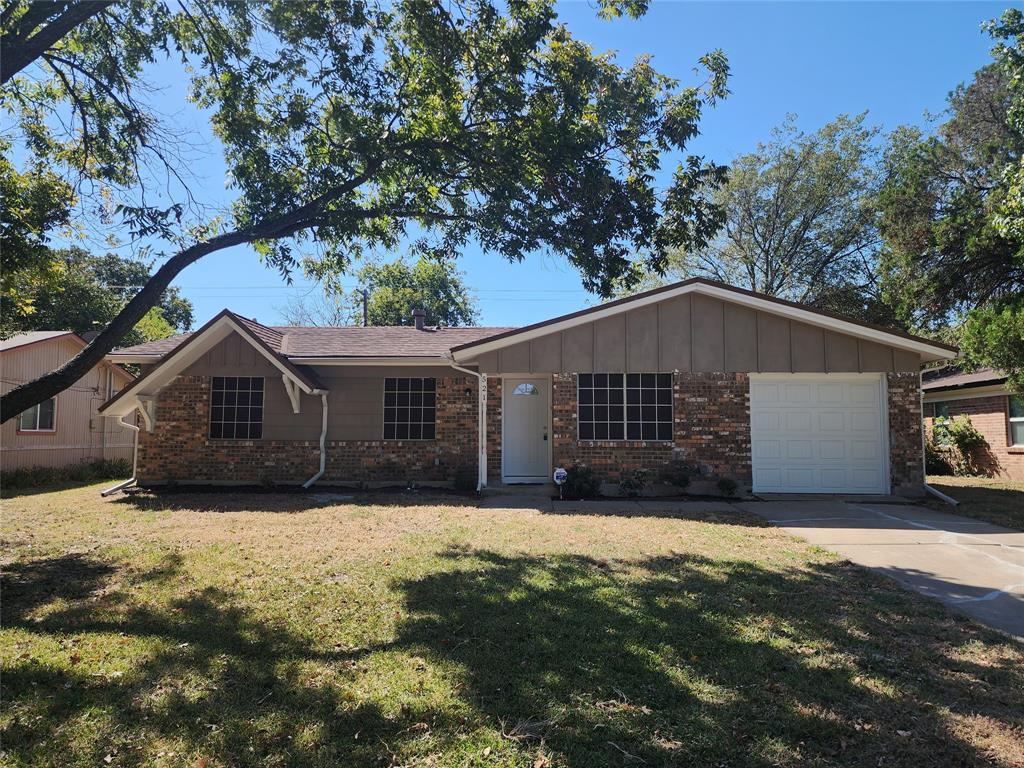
[448, 358, 487, 492]
[302, 390, 330, 489]
[101, 414, 140, 497]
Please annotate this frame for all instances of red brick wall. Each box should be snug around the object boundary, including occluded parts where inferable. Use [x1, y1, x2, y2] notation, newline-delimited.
[888, 373, 924, 495]
[137, 375, 479, 485]
[923, 393, 1024, 481]
[549, 372, 752, 486]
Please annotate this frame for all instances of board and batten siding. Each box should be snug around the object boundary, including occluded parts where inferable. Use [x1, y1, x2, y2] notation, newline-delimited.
[470, 294, 920, 374]
[180, 331, 457, 441]
[1, 336, 135, 470]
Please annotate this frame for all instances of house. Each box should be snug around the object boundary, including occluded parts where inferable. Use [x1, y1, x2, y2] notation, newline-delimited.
[1, 331, 136, 471]
[921, 366, 1024, 480]
[98, 278, 957, 495]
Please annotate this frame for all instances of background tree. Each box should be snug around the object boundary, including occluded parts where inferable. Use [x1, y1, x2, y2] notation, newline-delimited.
[277, 292, 351, 328]
[353, 257, 478, 326]
[0, 0, 729, 422]
[879, 9, 1024, 389]
[1, 246, 194, 343]
[617, 114, 895, 323]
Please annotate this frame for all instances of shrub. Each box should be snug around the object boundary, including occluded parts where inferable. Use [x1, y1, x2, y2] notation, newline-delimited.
[924, 439, 953, 475]
[658, 459, 692, 490]
[2, 458, 132, 492]
[716, 477, 738, 497]
[563, 463, 600, 499]
[452, 468, 478, 493]
[618, 468, 651, 498]
[947, 415, 989, 476]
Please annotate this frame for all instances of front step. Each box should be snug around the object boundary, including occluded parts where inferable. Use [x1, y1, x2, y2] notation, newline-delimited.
[481, 483, 556, 497]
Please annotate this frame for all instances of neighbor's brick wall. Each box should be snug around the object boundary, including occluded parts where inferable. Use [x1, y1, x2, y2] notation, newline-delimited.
[887, 373, 925, 494]
[923, 394, 1024, 481]
[137, 375, 479, 485]
[549, 372, 752, 486]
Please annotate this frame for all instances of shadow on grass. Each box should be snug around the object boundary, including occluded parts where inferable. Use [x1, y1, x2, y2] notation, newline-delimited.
[926, 479, 1024, 531]
[3, 548, 1022, 766]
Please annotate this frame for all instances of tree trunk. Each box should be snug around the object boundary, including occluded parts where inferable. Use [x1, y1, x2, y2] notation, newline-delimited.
[1, 1, 114, 85]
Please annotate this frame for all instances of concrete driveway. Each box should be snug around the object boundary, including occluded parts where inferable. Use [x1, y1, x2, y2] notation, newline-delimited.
[738, 500, 1024, 640]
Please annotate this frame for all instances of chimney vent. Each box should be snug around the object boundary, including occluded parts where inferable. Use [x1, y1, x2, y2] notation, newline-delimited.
[412, 308, 426, 330]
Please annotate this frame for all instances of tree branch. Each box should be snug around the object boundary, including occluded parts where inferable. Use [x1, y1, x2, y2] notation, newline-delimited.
[1, 1, 113, 84]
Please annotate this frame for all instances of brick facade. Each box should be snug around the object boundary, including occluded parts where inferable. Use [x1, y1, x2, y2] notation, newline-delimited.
[139, 371, 925, 494]
[923, 393, 1024, 481]
[545, 372, 752, 486]
[887, 373, 925, 495]
[137, 375, 479, 485]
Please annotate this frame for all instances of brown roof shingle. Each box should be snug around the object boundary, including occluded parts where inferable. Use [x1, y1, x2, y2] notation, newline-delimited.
[921, 366, 1006, 391]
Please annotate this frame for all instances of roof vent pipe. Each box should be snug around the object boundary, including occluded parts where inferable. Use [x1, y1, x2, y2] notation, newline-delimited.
[412, 308, 426, 330]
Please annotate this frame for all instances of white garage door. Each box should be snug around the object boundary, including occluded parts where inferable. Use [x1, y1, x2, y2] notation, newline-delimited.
[750, 374, 888, 494]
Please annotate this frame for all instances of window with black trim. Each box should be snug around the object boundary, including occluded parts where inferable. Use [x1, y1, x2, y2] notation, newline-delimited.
[209, 376, 264, 439]
[384, 377, 436, 440]
[577, 373, 673, 441]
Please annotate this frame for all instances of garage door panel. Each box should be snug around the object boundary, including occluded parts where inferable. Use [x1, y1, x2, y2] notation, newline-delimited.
[750, 375, 886, 494]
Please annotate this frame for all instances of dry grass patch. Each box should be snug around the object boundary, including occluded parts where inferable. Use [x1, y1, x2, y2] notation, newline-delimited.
[926, 475, 1024, 530]
[2, 484, 1022, 767]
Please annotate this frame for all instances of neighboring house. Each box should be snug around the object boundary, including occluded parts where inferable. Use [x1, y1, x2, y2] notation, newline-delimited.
[1, 331, 135, 471]
[99, 278, 956, 495]
[921, 367, 1024, 481]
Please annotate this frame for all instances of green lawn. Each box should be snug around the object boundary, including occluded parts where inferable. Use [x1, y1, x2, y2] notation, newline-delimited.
[926, 475, 1024, 531]
[2, 485, 1022, 767]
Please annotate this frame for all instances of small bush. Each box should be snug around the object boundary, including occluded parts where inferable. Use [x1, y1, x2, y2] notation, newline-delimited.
[618, 468, 651, 498]
[716, 477, 738, 497]
[659, 459, 693, 489]
[563, 463, 600, 499]
[2, 458, 132, 491]
[452, 468, 478, 492]
[924, 439, 953, 475]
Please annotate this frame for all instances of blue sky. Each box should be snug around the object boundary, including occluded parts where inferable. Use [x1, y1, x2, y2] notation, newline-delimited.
[150, 1, 1009, 328]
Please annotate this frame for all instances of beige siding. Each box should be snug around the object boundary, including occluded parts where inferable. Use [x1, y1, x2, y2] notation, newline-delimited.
[471, 294, 920, 374]
[1, 336, 135, 470]
[179, 333, 461, 441]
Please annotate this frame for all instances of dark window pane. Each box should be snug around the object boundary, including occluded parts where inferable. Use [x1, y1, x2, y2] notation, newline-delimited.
[223, 422, 236, 439]
[409, 424, 422, 440]
[641, 405, 656, 421]
[223, 407, 236, 422]
[657, 423, 672, 441]
[658, 405, 672, 422]
[627, 423, 641, 440]
[608, 374, 623, 387]
[211, 407, 223, 422]
[210, 422, 222, 438]
[627, 388, 641, 404]
[422, 424, 435, 440]
[385, 378, 397, 392]
[609, 388, 624, 404]
[423, 392, 436, 407]
[641, 374, 655, 388]
[609, 423, 624, 440]
[579, 406, 593, 422]
[579, 423, 593, 440]
[409, 378, 423, 392]
[423, 407, 435, 424]
[594, 373, 607, 387]
[396, 424, 409, 440]
[212, 391, 223, 406]
[384, 407, 396, 423]
[251, 378, 264, 391]
[594, 388, 608, 404]
[594, 406, 608, 422]
[658, 388, 672, 405]
[397, 392, 409, 406]
[410, 392, 422, 407]
[384, 392, 396, 406]
[423, 378, 435, 391]
[237, 391, 250, 407]
[626, 405, 640, 421]
[224, 376, 237, 390]
[578, 388, 593, 405]
[608, 405, 623, 422]
[398, 378, 410, 391]
[384, 424, 396, 439]
[657, 373, 672, 388]
[578, 374, 592, 387]
[642, 423, 656, 440]
[595, 422, 608, 440]
[626, 374, 640, 387]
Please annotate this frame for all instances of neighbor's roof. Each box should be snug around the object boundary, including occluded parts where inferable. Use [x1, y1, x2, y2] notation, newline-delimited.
[921, 366, 1007, 392]
[0, 330, 78, 352]
[109, 323, 515, 360]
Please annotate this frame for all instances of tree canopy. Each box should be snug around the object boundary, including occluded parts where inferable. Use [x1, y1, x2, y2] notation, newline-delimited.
[0, 0, 729, 422]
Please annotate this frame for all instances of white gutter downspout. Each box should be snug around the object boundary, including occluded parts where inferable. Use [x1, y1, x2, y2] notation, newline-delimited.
[302, 389, 330, 489]
[101, 414, 140, 497]
[448, 358, 487, 492]
[918, 368, 959, 506]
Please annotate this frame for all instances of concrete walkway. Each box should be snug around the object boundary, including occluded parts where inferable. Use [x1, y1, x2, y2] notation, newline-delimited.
[737, 500, 1024, 640]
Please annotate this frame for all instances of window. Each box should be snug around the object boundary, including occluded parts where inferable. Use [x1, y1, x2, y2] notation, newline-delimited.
[1010, 395, 1024, 446]
[931, 401, 953, 446]
[209, 376, 264, 439]
[19, 397, 56, 432]
[512, 382, 539, 396]
[384, 377, 436, 440]
[934, 402, 951, 419]
[577, 373, 672, 441]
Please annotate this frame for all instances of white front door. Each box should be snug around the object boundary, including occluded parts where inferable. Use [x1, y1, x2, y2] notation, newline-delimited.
[749, 374, 888, 494]
[502, 377, 550, 483]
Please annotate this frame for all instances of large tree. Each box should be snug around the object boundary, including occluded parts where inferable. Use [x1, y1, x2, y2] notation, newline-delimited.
[879, 9, 1024, 389]
[354, 257, 478, 326]
[619, 114, 896, 323]
[0, 0, 729, 422]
